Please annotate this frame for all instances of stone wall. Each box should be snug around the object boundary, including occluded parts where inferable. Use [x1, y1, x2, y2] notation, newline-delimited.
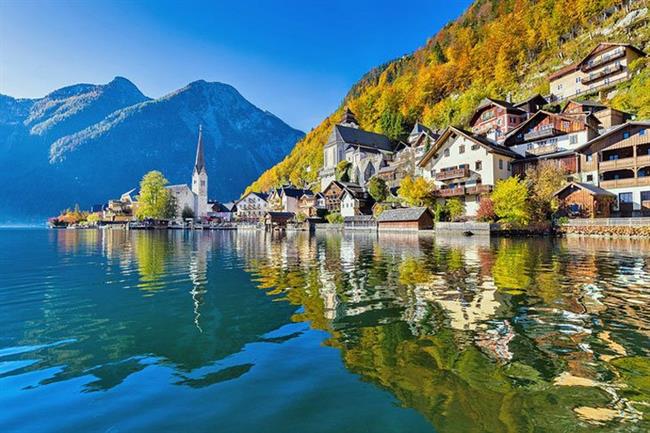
[559, 225, 650, 237]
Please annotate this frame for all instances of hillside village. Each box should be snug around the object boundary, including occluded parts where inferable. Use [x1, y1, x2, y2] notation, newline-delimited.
[52, 40, 650, 236]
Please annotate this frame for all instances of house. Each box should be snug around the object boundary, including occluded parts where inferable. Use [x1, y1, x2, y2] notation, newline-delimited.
[469, 98, 529, 143]
[268, 186, 313, 213]
[207, 201, 235, 222]
[549, 43, 645, 100]
[576, 121, 650, 216]
[561, 99, 630, 130]
[297, 192, 326, 218]
[321, 180, 356, 212]
[265, 212, 295, 230]
[166, 126, 209, 221]
[376, 207, 434, 231]
[513, 94, 548, 115]
[319, 108, 396, 189]
[562, 99, 607, 115]
[235, 191, 269, 222]
[503, 110, 601, 176]
[103, 188, 138, 222]
[340, 185, 374, 217]
[418, 126, 521, 217]
[554, 182, 615, 218]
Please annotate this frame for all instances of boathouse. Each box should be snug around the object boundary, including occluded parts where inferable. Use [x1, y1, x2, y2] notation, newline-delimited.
[376, 207, 434, 231]
[554, 182, 615, 218]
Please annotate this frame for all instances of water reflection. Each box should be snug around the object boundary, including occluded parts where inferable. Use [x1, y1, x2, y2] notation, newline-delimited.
[1, 229, 649, 432]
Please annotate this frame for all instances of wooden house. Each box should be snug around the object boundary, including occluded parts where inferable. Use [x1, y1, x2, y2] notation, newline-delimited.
[376, 207, 434, 231]
[554, 182, 615, 218]
[469, 98, 529, 143]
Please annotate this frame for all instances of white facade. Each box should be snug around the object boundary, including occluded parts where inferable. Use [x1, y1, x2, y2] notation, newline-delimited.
[510, 131, 588, 157]
[167, 184, 196, 219]
[340, 191, 357, 217]
[236, 193, 269, 221]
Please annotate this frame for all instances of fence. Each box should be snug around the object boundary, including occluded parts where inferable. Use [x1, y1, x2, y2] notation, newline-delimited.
[564, 217, 650, 227]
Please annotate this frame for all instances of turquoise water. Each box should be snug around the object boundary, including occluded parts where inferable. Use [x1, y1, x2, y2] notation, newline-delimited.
[0, 229, 649, 432]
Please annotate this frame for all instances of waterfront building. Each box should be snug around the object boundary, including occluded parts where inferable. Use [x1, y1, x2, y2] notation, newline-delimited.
[297, 192, 326, 218]
[553, 182, 615, 218]
[166, 126, 209, 220]
[376, 207, 434, 231]
[549, 42, 645, 100]
[340, 186, 373, 217]
[235, 191, 269, 222]
[418, 126, 520, 217]
[268, 185, 313, 213]
[103, 188, 138, 222]
[319, 108, 396, 190]
[207, 201, 235, 222]
[576, 121, 650, 216]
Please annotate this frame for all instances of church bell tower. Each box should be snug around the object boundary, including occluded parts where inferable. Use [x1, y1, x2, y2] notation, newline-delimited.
[192, 125, 208, 218]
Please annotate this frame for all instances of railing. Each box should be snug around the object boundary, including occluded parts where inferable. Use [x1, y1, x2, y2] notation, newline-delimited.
[436, 187, 465, 197]
[527, 143, 561, 156]
[600, 177, 644, 188]
[599, 156, 635, 170]
[524, 127, 562, 141]
[582, 63, 624, 84]
[435, 166, 470, 181]
[582, 48, 625, 72]
[638, 154, 650, 165]
[466, 185, 492, 195]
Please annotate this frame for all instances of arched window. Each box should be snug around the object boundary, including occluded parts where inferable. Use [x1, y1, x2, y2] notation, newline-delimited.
[364, 162, 376, 182]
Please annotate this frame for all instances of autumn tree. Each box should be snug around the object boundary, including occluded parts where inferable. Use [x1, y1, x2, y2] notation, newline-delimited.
[368, 177, 388, 202]
[491, 176, 530, 227]
[136, 171, 176, 220]
[335, 160, 351, 182]
[525, 161, 568, 221]
[446, 198, 465, 221]
[476, 196, 496, 222]
[398, 176, 433, 207]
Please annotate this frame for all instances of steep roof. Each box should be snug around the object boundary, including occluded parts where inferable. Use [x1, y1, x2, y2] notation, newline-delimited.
[548, 63, 578, 81]
[576, 121, 650, 152]
[340, 107, 358, 125]
[577, 42, 646, 68]
[562, 99, 606, 113]
[334, 124, 395, 151]
[419, 125, 520, 167]
[410, 122, 432, 136]
[513, 94, 548, 112]
[280, 187, 313, 199]
[503, 110, 595, 146]
[554, 182, 615, 198]
[194, 125, 206, 174]
[469, 98, 526, 125]
[377, 207, 432, 222]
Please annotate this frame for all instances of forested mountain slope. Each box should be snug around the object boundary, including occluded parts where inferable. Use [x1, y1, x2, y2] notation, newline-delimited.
[246, 0, 649, 194]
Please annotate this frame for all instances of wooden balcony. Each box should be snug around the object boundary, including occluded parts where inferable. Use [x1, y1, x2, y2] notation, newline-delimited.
[436, 166, 470, 181]
[582, 63, 623, 84]
[436, 187, 465, 197]
[582, 48, 625, 72]
[527, 143, 560, 156]
[638, 154, 650, 166]
[466, 185, 493, 195]
[599, 157, 635, 170]
[600, 177, 650, 189]
[524, 127, 562, 141]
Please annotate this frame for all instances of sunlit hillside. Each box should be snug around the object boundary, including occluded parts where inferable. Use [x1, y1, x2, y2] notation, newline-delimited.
[246, 0, 649, 194]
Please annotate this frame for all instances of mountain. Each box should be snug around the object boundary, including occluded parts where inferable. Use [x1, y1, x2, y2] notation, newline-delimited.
[0, 78, 303, 222]
[246, 0, 650, 194]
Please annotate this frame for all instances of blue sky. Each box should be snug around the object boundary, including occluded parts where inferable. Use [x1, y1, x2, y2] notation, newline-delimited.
[0, 0, 471, 131]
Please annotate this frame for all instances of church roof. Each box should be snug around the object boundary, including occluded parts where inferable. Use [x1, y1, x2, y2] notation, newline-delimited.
[194, 125, 206, 174]
[335, 124, 394, 151]
[340, 107, 358, 125]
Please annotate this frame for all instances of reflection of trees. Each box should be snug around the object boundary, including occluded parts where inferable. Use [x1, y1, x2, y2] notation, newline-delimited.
[133, 231, 170, 291]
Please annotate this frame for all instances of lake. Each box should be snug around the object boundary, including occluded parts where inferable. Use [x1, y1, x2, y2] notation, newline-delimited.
[0, 228, 649, 432]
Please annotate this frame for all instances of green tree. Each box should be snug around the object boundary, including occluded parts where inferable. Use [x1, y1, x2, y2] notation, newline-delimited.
[398, 176, 433, 207]
[431, 41, 447, 64]
[135, 171, 176, 220]
[525, 161, 567, 221]
[326, 212, 344, 224]
[336, 160, 352, 182]
[368, 177, 388, 202]
[446, 198, 465, 221]
[181, 205, 195, 220]
[492, 177, 531, 227]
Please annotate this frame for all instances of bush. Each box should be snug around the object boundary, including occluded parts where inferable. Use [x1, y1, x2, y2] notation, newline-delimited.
[398, 176, 433, 207]
[295, 212, 307, 223]
[432, 202, 449, 222]
[326, 212, 344, 224]
[335, 161, 351, 182]
[492, 177, 530, 227]
[476, 197, 496, 222]
[181, 206, 195, 220]
[446, 198, 465, 221]
[368, 177, 388, 202]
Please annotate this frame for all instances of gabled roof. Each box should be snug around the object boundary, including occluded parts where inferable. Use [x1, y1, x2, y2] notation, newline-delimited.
[513, 94, 548, 112]
[340, 107, 358, 125]
[419, 126, 520, 167]
[469, 98, 527, 125]
[548, 63, 579, 81]
[562, 99, 606, 113]
[576, 42, 646, 68]
[377, 207, 432, 222]
[553, 182, 615, 198]
[409, 122, 432, 136]
[503, 110, 594, 146]
[209, 202, 231, 212]
[280, 187, 313, 199]
[239, 191, 268, 202]
[166, 184, 192, 191]
[334, 124, 395, 152]
[576, 121, 650, 152]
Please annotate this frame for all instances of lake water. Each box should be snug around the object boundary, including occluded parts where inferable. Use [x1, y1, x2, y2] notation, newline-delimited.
[1, 229, 649, 433]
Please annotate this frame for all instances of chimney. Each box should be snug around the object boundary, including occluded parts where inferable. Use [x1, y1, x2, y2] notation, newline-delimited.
[506, 93, 512, 104]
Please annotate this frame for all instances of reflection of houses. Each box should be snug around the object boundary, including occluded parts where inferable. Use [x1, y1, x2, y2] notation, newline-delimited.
[235, 191, 269, 222]
[576, 121, 650, 216]
[319, 108, 397, 189]
[549, 43, 645, 100]
[103, 188, 138, 222]
[419, 126, 520, 216]
[554, 182, 615, 218]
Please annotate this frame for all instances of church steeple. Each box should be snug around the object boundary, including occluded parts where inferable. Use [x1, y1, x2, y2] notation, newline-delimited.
[194, 124, 206, 174]
[339, 107, 359, 128]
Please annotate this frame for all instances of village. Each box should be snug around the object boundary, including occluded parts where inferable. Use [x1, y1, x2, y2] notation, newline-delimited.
[51, 42, 650, 236]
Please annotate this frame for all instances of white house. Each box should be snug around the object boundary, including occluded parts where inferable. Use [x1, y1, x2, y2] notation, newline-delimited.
[235, 192, 269, 222]
[340, 186, 373, 217]
[418, 126, 520, 217]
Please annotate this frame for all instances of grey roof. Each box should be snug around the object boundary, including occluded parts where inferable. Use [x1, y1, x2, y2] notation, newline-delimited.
[410, 122, 432, 136]
[377, 207, 431, 222]
[335, 124, 395, 151]
[577, 121, 650, 152]
[340, 107, 358, 125]
[280, 187, 313, 199]
[209, 202, 232, 212]
[194, 125, 206, 174]
[555, 182, 615, 197]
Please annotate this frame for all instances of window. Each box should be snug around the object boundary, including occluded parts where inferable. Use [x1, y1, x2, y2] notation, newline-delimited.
[507, 162, 511, 171]
[619, 192, 633, 204]
[475, 161, 482, 171]
[527, 143, 534, 150]
[609, 154, 619, 161]
[443, 149, 450, 157]
[459, 145, 465, 154]
[623, 131, 630, 139]
[499, 159, 503, 170]
[640, 129, 646, 136]
[586, 154, 593, 162]
[586, 174, 593, 182]
[471, 144, 480, 150]
[570, 135, 577, 145]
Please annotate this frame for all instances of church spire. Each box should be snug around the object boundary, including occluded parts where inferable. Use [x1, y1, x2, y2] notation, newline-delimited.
[339, 107, 358, 127]
[194, 125, 206, 174]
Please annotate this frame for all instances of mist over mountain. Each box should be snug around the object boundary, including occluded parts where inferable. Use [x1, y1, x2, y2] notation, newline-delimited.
[0, 77, 303, 222]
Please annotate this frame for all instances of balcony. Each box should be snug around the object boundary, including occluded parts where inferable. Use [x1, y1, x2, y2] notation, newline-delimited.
[527, 143, 561, 156]
[466, 185, 493, 195]
[599, 157, 635, 170]
[523, 126, 563, 141]
[600, 177, 650, 188]
[638, 154, 650, 166]
[435, 166, 470, 181]
[581, 63, 623, 84]
[582, 48, 625, 72]
[436, 187, 465, 197]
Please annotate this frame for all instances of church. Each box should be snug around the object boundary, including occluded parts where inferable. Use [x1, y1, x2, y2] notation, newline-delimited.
[166, 126, 209, 220]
